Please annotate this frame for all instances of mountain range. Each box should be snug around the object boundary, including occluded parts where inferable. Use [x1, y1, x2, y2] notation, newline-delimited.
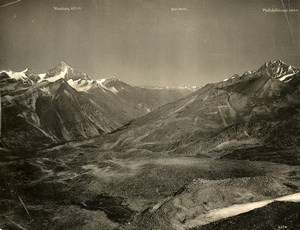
[0, 62, 196, 150]
[0, 60, 300, 230]
[91, 60, 300, 164]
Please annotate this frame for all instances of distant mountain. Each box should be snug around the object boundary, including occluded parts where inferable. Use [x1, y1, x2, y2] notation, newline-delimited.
[0, 69, 35, 95]
[100, 77, 198, 112]
[0, 62, 193, 150]
[40, 62, 90, 82]
[257, 60, 299, 82]
[97, 60, 300, 164]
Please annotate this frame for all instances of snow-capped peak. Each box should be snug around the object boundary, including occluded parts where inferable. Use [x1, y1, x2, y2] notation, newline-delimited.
[95, 78, 121, 94]
[36, 61, 92, 83]
[102, 76, 121, 84]
[176, 85, 199, 91]
[0, 69, 33, 84]
[264, 59, 286, 67]
[97, 78, 106, 85]
[258, 59, 299, 82]
[38, 64, 69, 83]
[60, 61, 68, 66]
[66, 78, 120, 94]
[58, 61, 72, 71]
[222, 74, 240, 82]
[67, 79, 95, 92]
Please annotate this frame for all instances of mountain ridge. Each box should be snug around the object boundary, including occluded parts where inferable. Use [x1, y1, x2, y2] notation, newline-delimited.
[0, 62, 195, 150]
[91, 60, 300, 162]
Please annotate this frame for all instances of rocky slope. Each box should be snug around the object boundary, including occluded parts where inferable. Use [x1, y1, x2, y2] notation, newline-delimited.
[113, 60, 300, 229]
[0, 60, 300, 230]
[0, 62, 194, 150]
[1, 147, 299, 230]
[124, 176, 300, 230]
[94, 60, 300, 164]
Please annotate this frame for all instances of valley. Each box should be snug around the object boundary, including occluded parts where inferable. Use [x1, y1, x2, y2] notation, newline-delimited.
[0, 60, 300, 229]
[1, 145, 300, 230]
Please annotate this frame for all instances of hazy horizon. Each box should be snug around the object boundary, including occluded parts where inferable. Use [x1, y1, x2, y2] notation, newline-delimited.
[0, 0, 299, 87]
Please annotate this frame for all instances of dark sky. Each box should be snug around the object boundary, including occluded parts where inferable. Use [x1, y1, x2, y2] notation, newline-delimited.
[0, 0, 299, 86]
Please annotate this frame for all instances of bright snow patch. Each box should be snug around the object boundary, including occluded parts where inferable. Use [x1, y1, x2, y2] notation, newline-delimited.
[97, 79, 106, 85]
[67, 78, 116, 93]
[177, 85, 198, 90]
[45, 66, 68, 82]
[109, 86, 119, 94]
[38, 73, 46, 81]
[185, 192, 300, 229]
[1, 70, 31, 83]
[279, 72, 296, 81]
[38, 65, 69, 83]
[96, 79, 109, 90]
[67, 79, 94, 92]
[95, 78, 122, 94]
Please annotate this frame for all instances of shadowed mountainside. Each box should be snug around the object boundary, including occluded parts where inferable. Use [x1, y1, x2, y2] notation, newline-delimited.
[0, 62, 195, 150]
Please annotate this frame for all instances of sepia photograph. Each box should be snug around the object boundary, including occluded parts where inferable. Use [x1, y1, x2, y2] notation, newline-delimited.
[0, 0, 300, 229]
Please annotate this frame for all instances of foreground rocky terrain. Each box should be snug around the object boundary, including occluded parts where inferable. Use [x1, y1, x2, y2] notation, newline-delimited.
[1, 146, 300, 230]
[0, 60, 300, 229]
